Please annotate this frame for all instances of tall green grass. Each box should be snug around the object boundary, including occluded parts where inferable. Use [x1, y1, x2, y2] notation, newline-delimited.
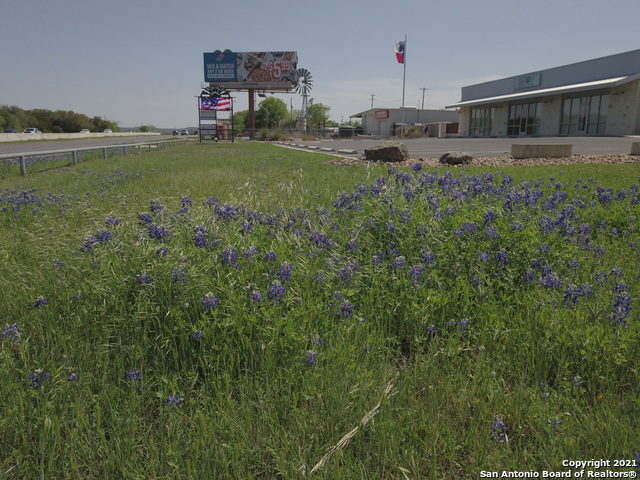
[1, 143, 639, 479]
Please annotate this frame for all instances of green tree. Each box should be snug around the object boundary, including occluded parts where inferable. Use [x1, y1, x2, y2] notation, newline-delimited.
[306, 103, 331, 131]
[256, 97, 289, 129]
[233, 110, 250, 134]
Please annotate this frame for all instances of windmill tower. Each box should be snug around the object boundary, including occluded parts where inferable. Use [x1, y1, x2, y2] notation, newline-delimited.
[294, 68, 313, 132]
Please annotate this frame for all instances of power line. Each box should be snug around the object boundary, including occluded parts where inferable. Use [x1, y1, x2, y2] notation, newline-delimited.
[369, 94, 376, 109]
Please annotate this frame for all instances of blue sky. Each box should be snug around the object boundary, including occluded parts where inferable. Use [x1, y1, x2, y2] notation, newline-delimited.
[1, 0, 638, 128]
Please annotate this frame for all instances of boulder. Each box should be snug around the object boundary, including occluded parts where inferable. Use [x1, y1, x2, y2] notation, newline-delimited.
[439, 151, 473, 165]
[364, 142, 409, 162]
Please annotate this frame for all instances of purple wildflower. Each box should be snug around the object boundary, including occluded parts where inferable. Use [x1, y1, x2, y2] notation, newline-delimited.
[201, 292, 219, 311]
[264, 251, 278, 262]
[165, 392, 183, 406]
[490, 416, 509, 443]
[67, 372, 79, 382]
[126, 368, 143, 381]
[304, 350, 318, 366]
[34, 296, 49, 308]
[392, 256, 406, 270]
[278, 262, 293, 283]
[250, 289, 264, 303]
[105, 216, 120, 226]
[267, 281, 285, 304]
[147, 224, 170, 242]
[409, 264, 424, 285]
[2, 323, 21, 344]
[171, 266, 189, 284]
[192, 330, 205, 340]
[136, 272, 152, 285]
[28, 369, 50, 390]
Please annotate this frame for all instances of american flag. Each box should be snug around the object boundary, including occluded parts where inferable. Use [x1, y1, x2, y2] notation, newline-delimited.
[201, 96, 231, 111]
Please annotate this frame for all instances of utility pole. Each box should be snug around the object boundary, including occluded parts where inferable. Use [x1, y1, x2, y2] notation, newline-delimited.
[370, 94, 376, 109]
[420, 88, 428, 109]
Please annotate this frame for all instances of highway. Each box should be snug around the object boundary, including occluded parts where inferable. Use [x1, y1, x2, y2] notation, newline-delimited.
[0, 135, 178, 156]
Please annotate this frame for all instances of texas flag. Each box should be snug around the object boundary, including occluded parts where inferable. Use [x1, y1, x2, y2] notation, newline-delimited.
[395, 40, 405, 64]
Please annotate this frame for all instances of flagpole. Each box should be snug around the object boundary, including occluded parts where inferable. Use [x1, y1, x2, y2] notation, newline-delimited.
[401, 34, 407, 137]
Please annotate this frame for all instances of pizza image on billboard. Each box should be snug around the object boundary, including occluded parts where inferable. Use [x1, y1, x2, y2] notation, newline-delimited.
[204, 50, 298, 90]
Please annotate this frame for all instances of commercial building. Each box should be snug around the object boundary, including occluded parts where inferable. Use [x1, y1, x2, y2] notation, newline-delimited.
[349, 107, 459, 136]
[446, 49, 640, 137]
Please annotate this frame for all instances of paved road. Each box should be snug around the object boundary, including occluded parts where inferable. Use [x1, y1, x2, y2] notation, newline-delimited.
[282, 136, 640, 157]
[0, 135, 179, 156]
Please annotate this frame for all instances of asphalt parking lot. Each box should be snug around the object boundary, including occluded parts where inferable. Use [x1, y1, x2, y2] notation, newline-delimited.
[278, 136, 640, 158]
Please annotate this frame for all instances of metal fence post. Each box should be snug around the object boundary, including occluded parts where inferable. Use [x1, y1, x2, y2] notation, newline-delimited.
[20, 156, 26, 176]
[103, 148, 108, 159]
[72, 150, 78, 166]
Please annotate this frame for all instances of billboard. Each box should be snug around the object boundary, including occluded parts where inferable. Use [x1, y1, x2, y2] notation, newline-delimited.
[204, 50, 297, 90]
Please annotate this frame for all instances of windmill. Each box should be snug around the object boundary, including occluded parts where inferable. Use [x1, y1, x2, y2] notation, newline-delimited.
[294, 68, 313, 115]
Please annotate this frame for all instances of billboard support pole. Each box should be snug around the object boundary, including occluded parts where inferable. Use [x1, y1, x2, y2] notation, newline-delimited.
[248, 88, 256, 140]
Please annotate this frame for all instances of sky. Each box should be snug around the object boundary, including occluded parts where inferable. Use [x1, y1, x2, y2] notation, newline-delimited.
[1, 0, 639, 129]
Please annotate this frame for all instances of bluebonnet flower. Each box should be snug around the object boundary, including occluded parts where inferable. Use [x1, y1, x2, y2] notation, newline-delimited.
[495, 250, 509, 269]
[278, 262, 293, 283]
[181, 196, 193, 207]
[610, 266, 624, 278]
[567, 258, 580, 270]
[250, 289, 264, 303]
[67, 372, 79, 382]
[546, 419, 562, 432]
[421, 248, 436, 266]
[511, 222, 523, 231]
[192, 330, 205, 340]
[483, 209, 497, 224]
[426, 325, 437, 334]
[2, 323, 21, 344]
[243, 246, 260, 259]
[171, 266, 189, 284]
[312, 335, 325, 346]
[416, 223, 427, 237]
[371, 251, 384, 266]
[52, 259, 64, 269]
[136, 272, 152, 285]
[80, 236, 99, 253]
[412, 162, 423, 171]
[610, 292, 632, 326]
[34, 296, 49, 308]
[192, 231, 209, 248]
[28, 369, 50, 390]
[392, 256, 406, 270]
[214, 203, 239, 222]
[346, 238, 358, 251]
[387, 242, 399, 257]
[105, 216, 120, 226]
[126, 368, 143, 381]
[201, 292, 219, 311]
[150, 199, 164, 213]
[409, 264, 424, 285]
[563, 284, 594, 305]
[485, 226, 499, 239]
[340, 300, 355, 318]
[490, 416, 509, 443]
[95, 230, 113, 243]
[399, 210, 411, 224]
[165, 392, 183, 406]
[304, 350, 318, 366]
[595, 270, 609, 286]
[264, 251, 278, 262]
[156, 245, 168, 256]
[240, 221, 253, 235]
[267, 281, 285, 304]
[524, 269, 536, 284]
[337, 261, 360, 283]
[220, 247, 240, 269]
[138, 213, 153, 225]
[478, 252, 491, 262]
[147, 224, 170, 242]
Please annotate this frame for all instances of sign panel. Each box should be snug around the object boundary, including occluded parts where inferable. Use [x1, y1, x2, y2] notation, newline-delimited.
[375, 109, 390, 119]
[204, 51, 298, 90]
[514, 73, 542, 90]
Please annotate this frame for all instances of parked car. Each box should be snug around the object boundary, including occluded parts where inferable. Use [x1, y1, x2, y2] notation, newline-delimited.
[103, 129, 112, 133]
[2, 128, 20, 133]
[80, 129, 91, 133]
[180, 129, 190, 135]
[172, 130, 179, 136]
[23, 128, 41, 133]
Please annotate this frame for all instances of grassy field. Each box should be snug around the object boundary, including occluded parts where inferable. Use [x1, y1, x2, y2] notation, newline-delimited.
[1, 142, 639, 479]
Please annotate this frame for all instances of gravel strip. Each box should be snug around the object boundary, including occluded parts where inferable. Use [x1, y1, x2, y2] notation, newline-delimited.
[328, 153, 640, 168]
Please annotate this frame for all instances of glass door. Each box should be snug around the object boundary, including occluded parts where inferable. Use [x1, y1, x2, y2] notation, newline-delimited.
[576, 97, 590, 135]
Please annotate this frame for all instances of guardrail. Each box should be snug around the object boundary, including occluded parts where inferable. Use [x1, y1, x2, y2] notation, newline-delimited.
[0, 138, 192, 176]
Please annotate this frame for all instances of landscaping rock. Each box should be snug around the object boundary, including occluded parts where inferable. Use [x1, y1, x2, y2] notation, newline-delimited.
[364, 142, 409, 162]
[439, 151, 473, 165]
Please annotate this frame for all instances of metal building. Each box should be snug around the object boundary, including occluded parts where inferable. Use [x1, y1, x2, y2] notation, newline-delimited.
[349, 107, 459, 137]
[446, 49, 640, 137]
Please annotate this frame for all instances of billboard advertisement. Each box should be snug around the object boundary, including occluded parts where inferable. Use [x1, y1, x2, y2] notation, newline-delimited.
[204, 50, 297, 90]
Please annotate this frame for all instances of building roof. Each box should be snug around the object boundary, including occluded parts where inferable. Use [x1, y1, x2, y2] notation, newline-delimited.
[445, 74, 640, 109]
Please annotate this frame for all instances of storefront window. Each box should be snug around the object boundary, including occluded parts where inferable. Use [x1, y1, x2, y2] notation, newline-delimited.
[559, 93, 609, 135]
[469, 108, 493, 136]
[507, 102, 541, 135]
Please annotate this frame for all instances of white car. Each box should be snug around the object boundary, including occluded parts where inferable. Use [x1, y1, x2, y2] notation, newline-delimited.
[23, 128, 40, 133]
[80, 129, 91, 133]
[103, 129, 112, 133]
